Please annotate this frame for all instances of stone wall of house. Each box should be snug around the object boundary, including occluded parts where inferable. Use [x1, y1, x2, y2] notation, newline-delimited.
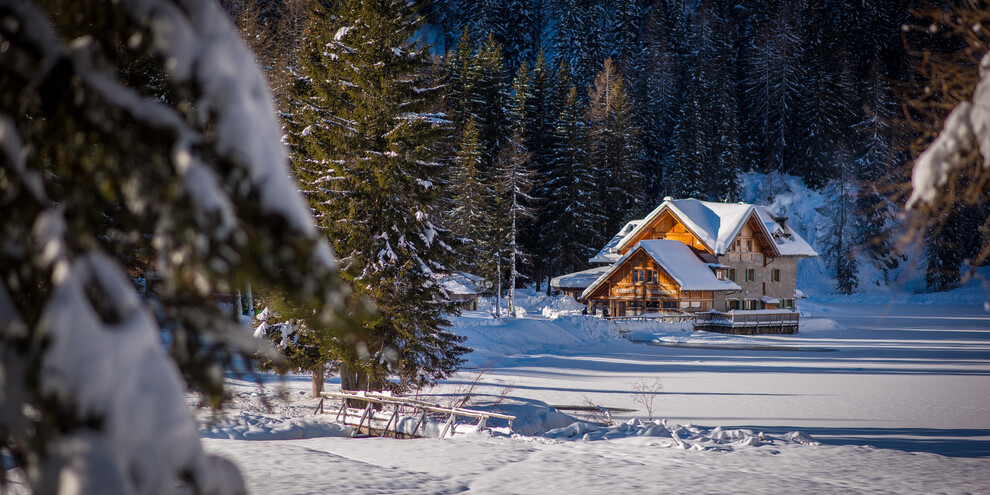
[717, 253, 798, 310]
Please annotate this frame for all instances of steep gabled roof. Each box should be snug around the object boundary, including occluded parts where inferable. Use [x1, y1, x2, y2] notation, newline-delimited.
[616, 199, 769, 256]
[581, 240, 740, 300]
[600, 198, 817, 258]
[589, 220, 641, 264]
[753, 206, 818, 257]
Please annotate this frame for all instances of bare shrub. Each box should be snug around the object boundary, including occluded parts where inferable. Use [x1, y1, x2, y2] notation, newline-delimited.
[631, 377, 664, 421]
[580, 396, 613, 425]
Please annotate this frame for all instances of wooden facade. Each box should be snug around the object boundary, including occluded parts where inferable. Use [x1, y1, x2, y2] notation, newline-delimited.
[582, 202, 806, 317]
[583, 247, 723, 316]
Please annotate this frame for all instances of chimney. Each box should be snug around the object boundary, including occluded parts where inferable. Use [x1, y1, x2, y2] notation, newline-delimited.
[775, 216, 791, 238]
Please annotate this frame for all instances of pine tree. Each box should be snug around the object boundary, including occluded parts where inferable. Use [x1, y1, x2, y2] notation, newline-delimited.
[545, 83, 605, 277]
[498, 63, 537, 313]
[586, 58, 643, 232]
[608, 0, 646, 76]
[635, 1, 681, 205]
[854, 55, 901, 285]
[472, 34, 512, 175]
[448, 117, 491, 272]
[818, 143, 859, 294]
[0, 0, 357, 491]
[519, 52, 556, 291]
[288, 0, 468, 392]
[495, 130, 536, 315]
[669, 1, 739, 201]
[553, 0, 606, 88]
[741, 0, 805, 177]
[923, 206, 979, 292]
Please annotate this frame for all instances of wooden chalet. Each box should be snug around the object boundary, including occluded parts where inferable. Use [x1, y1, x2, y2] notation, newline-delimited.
[553, 198, 818, 331]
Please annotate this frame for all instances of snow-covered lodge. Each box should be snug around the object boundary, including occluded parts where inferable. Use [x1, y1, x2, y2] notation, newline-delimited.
[552, 198, 817, 326]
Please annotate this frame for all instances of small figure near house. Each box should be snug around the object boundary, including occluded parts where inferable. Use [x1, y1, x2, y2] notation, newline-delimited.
[602, 307, 610, 318]
[582, 307, 588, 315]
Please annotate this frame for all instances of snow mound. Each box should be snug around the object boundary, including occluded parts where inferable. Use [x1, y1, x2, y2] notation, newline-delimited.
[544, 419, 821, 451]
[201, 413, 352, 440]
[798, 317, 845, 333]
[495, 402, 582, 436]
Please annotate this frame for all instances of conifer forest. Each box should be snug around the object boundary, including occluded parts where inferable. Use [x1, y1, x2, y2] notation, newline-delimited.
[3, 1, 990, 492]
[232, 0, 986, 296]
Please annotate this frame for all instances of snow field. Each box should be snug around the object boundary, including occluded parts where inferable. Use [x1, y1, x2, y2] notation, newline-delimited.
[199, 288, 990, 493]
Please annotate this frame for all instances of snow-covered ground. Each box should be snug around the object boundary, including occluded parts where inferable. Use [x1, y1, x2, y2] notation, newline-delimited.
[198, 285, 990, 494]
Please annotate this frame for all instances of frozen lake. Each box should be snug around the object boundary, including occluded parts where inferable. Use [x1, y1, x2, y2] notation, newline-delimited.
[204, 298, 990, 493]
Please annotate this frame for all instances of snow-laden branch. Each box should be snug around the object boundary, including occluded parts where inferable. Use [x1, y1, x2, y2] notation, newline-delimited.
[122, 0, 314, 234]
[908, 52, 990, 209]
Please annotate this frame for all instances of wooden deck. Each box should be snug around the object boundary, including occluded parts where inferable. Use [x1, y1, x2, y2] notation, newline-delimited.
[693, 310, 799, 335]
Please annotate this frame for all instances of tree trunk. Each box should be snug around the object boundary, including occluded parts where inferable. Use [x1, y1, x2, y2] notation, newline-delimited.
[311, 362, 326, 398]
[339, 362, 383, 407]
[508, 213, 516, 317]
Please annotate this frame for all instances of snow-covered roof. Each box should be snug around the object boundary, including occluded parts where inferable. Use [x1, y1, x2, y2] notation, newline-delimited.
[589, 220, 641, 264]
[604, 198, 816, 258]
[753, 206, 818, 257]
[551, 266, 612, 290]
[438, 272, 485, 296]
[582, 240, 741, 299]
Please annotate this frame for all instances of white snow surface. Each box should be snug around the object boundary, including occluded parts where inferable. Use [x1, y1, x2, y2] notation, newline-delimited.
[197, 287, 990, 494]
[549, 265, 611, 290]
[637, 239, 741, 291]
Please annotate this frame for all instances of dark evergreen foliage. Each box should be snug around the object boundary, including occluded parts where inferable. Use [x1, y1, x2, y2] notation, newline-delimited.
[288, 0, 468, 392]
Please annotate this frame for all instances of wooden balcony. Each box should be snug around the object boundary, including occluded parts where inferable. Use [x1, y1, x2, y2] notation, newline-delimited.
[693, 310, 799, 335]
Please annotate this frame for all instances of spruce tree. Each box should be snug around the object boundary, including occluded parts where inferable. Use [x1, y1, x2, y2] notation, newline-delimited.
[0, 0, 357, 491]
[741, 0, 806, 177]
[545, 83, 604, 278]
[817, 143, 859, 295]
[586, 58, 643, 232]
[448, 117, 493, 274]
[496, 130, 536, 315]
[288, 0, 468, 392]
[498, 63, 537, 313]
[635, 2, 681, 205]
[519, 52, 556, 291]
[854, 55, 901, 285]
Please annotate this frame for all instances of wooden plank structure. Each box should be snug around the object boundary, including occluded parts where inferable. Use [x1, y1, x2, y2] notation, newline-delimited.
[693, 311, 799, 335]
[317, 390, 515, 439]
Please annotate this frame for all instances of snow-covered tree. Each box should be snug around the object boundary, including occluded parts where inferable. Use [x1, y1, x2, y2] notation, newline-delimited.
[741, 0, 805, 177]
[854, 55, 902, 284]
[634, 1, 681, 205]
[904, 2, 990, 276]
[552, 0, 607, 89]
[0, 0, 358, 492]
[495, 130, 536, 315]
[287, 0, 469, 392]
[448, 117, 493, 272]
[545, 81, 605, 278]
[519, 52, 556, 291]
[669, 1, 739, 201]
[818, 144, 860, 294]
[586, 58, 643, 232]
